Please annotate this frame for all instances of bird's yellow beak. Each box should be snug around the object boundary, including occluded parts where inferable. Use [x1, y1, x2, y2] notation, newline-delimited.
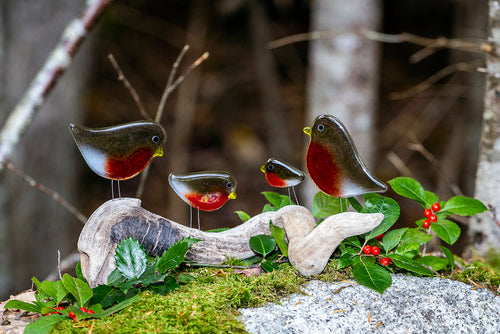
[260, 165, 266, 173]
[154, 147, 164, 157]
[229, 192, 237, 200]
[303, 126, 311, 136]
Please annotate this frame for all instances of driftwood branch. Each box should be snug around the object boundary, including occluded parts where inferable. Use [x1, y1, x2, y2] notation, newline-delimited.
[0, 0, 114, 170]
[78, 198, 383, 287]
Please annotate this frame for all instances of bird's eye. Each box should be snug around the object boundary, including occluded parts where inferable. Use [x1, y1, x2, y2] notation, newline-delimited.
[226, 182, 233, 189]
[317, 124, 325, 132]
[152, 135, 160, 144]
[267, 164, 274, 171]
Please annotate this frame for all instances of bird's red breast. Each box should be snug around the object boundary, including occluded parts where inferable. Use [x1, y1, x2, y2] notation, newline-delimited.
[306, 141, 343, 197]
[184, 191, 230, 211]
[264, 172, 287, 187]
[104, 148, 154, 180]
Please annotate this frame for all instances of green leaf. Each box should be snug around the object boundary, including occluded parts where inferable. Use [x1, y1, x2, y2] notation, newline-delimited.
[424, 191, 439, 207]
[115, 237, 147, 280]
[418, 256, 448, 271]
[441, 196, 487, 216]
[90, 285, 116, 307]
[388, 177, 427, 207]
[352, 258, 392, 294]
[235, 211, 251, 223]
[61, 274, 93, 307]
[75, 261, 87, 284]
[337, 250, 356, 269]
[311, 192, 341, 218]
[205, 227, 231, 233]
[24, 314, 63, 334]
[148, 278, 180, 295]
[401, 228, 433, 246]
[249, 235, 276, 258]
[394, 243, 419, 259]
[439, 245, 455, 272]
[156, 238, 200, 273]
[269, 220, 288, 257]
[262, 192, 284, 207]
[93, 295, 140, 318]
[4, 300, 41, 313]
[388, 254, 433, 276]
[261, 260, 279, 272]
[362, 193, 400, 240]
[178, 273, 196, 284]
[41, 280, 68, 305]
[382, 228, 408, 252]
[262, 203, 277, 212]
[348, 197, 363, 212]
[431, 219, 461, 245]
[107, 269, 127, 286]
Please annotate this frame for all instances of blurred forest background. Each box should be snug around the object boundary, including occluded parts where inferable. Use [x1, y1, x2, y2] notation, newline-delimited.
[0, 0, 490, 299]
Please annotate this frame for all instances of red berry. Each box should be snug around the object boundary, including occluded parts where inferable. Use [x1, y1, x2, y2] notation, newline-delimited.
[375, 233, 384, 241]
[424, 209, 432, 218]
[69, 311, 76, 321]
[423, 220, 431, 228]
[432, 203, 441, 212]
[87, 309, 95, 315]
[429, 214, 437, 222]
[363, 245, 372, 254]
[380, 258, 390, 266]
[372, 246, 380, 256]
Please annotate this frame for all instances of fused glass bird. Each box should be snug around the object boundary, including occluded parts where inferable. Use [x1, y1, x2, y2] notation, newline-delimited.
[304, 114, 386, 199]
[69, 120, 166, 198]
[261, 158, 305, 205]
[168, 171, 237, 229]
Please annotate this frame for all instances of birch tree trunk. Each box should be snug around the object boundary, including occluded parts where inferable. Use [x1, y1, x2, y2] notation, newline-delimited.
[466, 0, 500, 256]
[0, 0, 88, 299]
[304, 0, 382, 205]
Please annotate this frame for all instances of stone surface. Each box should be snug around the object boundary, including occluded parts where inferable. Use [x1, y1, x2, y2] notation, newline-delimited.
[239, 274, 500, 333]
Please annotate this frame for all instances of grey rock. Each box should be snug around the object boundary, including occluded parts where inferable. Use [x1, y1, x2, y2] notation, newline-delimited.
[239, 274, 500, 334]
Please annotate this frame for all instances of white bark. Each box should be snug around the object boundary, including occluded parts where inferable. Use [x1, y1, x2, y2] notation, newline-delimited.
[467, 0, 500, 255]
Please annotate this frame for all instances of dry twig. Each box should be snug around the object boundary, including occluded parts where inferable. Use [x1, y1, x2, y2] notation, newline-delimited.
[0, 160, 87, 224]
[0, 0, 115, 171]
[135, 48, 209, 199]
[108, 54, 151, 120]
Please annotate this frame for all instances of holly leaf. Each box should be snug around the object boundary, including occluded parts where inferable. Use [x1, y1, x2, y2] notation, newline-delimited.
[61, 274, 93, 307]
[388, 254, 433, 276]
[115, 237, 147, 280]
[156, 237, 200, 273]
[388, 177, 427, 207]
[382, 228, 408, 252]
[431, 219, 461, 245]
[362, 193, 400, 240]
[249, 235, 276, 258]
[269, 220, 288, 257]
[311, 192, 341, 218]
[441, 196, 487, 216]
[439, 245, 455, 272]
[352, 257, 392, 294]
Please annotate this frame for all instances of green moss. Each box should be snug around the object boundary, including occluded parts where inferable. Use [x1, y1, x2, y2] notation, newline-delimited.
[51, 265, 306, 334]
[50, 256, 500, 333]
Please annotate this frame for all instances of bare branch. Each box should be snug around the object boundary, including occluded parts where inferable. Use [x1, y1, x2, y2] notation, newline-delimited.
[108, 54, 151, 120]
[135, 49, 209, 199]
[390, 60, 483, 100]
[267, 29, 494, 57]
[0, 0, 115, 171]
[156, 44, 190, 123]
[0, 160, 87, 224]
